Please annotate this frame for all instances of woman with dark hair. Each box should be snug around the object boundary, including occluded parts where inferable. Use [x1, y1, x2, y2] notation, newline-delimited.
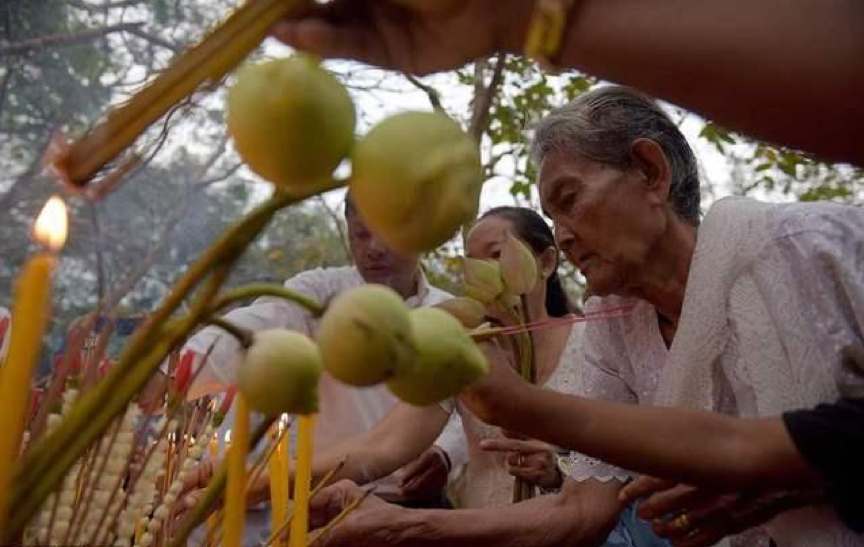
[232, 206, 666, 547]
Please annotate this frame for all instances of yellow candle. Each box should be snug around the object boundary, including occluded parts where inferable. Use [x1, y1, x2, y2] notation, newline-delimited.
[289, 414, 315, 547]
[269, 415, 290, 547]
[224, 395, 250, 547]
[206, 431, 219, 536]
[0, 196, 67, 531]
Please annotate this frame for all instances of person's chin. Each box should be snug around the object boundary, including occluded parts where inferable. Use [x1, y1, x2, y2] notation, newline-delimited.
[584, 270, 620, 297]
[362, 269, 391, 286]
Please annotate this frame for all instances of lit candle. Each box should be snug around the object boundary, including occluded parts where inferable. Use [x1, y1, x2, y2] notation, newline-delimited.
[289, 414, 315, 547]
[224, 395, 249, 547]
[206, 430, 219, 536]
[0, 196, 67, 530]
[269, 415, 290, 546]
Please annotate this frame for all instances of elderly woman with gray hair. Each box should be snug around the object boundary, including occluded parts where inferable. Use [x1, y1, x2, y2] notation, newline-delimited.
[456, 85, 864, 547]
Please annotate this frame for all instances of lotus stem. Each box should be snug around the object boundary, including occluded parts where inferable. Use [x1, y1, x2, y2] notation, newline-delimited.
[209, 283, 326, 317]
[207, 316, 254, 349]
[4, 181, 344, 540]
[55, 0, 312, 187]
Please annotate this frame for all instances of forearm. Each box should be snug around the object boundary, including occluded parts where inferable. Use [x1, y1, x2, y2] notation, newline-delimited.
[503, 0, 864, 164]
[489, 385, 816, 491]
[381, 489, 613, 547]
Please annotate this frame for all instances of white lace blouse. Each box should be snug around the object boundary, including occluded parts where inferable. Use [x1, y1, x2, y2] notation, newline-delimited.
[452, 323, 586, 508]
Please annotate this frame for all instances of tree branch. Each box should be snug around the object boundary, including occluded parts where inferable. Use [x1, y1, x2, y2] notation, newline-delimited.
[124, 26, 181, 53]
[315, 195, 352, 264]
[65, 0, 147, 9]
[0, 22, 145, 56]
[469, 53, 507, 145]
[404, 73, 444, 112]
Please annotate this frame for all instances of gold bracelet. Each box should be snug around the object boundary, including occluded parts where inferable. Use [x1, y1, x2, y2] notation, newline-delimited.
[523, 0, 576, 71]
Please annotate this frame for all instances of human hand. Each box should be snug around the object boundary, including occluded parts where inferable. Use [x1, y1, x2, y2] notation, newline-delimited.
[480, 436, 563, 490]
[310, 480, 407, 547]
[397, 446, 450, 500]
[272, 0, 533, 75]
[457, 340, 528, 425]
[621, 476, 824, 547]
[172, 457, 220, 526]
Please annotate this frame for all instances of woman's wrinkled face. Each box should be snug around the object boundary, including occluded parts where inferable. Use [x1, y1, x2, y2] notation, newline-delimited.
[538, 149, 665, 296]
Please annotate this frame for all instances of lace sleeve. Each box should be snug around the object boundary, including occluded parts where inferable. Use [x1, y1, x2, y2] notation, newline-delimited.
[563, 308, 638, 482]
[559, 452, 632, 482]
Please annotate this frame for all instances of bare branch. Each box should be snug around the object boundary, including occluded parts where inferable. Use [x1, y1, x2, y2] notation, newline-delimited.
[0, 22, 145, 56]
[404, 73, 444, 113]
[65, 0, 147, 9]
[469, 53, 506, 144]
[315, 195, 352, 264]
[124, 26, 181, 54]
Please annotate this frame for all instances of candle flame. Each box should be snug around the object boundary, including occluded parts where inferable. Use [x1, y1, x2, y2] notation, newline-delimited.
[33, 196, 68, 251]
[224, 430, 231, 444]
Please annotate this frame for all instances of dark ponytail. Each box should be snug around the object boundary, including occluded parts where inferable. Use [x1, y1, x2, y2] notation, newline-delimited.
[479, 206, 572, 317]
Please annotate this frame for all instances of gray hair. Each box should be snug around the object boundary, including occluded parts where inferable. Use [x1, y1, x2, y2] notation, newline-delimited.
[530, 85, 701, 225]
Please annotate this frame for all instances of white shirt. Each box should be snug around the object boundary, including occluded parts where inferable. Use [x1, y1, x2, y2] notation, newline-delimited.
[183, 266, 468, 499]
[583, 198, 864, 546]
[456, 323, 585, 508]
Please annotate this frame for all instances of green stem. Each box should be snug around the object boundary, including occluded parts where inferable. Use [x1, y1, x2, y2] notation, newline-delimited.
[506, 294, 536, 504]
[209, 283, 325, 317]
[4, 179, 344, 540]
[207, 316, 254, 348]
[168, 416, 275, 547]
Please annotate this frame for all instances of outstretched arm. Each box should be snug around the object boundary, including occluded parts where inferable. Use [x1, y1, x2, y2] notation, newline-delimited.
[460, 343, 821, 492]
[275, 0, 864, 165]
[309, 478, 623, 547]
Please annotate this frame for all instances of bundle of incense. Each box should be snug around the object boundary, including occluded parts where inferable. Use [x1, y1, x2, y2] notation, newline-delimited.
[49, 0, 311, 189]
[470, 304, 635, 341]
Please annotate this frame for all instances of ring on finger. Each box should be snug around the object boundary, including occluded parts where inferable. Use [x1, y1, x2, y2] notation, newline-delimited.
[517, 454, 525, 466]
[671, 512, 691, 531]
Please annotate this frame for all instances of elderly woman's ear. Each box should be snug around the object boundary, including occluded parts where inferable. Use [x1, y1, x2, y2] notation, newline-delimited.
[629, 138, 673, 204]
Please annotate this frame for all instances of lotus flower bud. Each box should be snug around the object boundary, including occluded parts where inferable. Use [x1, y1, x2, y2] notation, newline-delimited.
[350, 111, 483, 253]
[461, 258, 504, 304]
[433, 297, 487, 329]
[228, 55, 356, 188]
[316, 285, 416, 386]
[387, 308, 488, 406]
[238, 330, 321, 416]
[499, 232, 538, 296]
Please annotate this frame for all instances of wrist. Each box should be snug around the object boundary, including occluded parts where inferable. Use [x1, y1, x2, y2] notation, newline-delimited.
[431, 446, 452, 473]
[493, 0, 536, 54]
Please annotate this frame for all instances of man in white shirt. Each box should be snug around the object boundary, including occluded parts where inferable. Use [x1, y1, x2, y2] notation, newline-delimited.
[179, 194, 466, 543]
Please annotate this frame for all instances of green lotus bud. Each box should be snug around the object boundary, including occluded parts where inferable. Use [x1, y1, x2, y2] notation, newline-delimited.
[462, 258, 504, 304]
[499, 232, 538, 296]
[227, 55, 356, 187]
[238, 329, 321, 416]
[350, 111, 483, 253]
[316, 285, 416, 386]
[387, 308, 489, 406]
[434, 297, 487, 329]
